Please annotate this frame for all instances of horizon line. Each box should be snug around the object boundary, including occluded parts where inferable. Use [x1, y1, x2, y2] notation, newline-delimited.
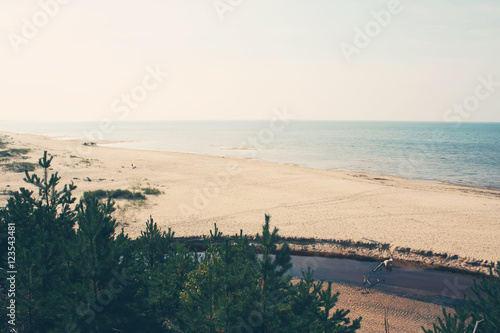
[1, 119, 500, 124]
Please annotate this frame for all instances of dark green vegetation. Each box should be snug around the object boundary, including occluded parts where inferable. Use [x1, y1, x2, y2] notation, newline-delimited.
[0, 138, 34, 172]
[422, 268, 500, 333]
[0, 152, 362, 333]
[142, 187, 163, 195]
[83, 186, 164, 201]
[0, 148, 31, 158]
[84, 188, 146, 201]
[2, 161, 37, 173]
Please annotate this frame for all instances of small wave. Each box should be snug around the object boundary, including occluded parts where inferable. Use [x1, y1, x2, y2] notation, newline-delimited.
[219, 146, 256, 151]
[49, 135, 81, 141]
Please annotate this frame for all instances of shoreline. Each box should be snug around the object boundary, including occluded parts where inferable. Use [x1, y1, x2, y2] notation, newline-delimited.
[5, 129, 500, 201]
[94, 140, 500, 192]
[3, 126, 500, 192]
[1, 130, 500, 267]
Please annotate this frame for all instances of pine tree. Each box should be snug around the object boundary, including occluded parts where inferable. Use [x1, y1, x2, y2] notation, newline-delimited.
[69, 195, 150, 332]
[0, 151, 77, 332]
[137, 216, 172, 269]
[422, 307, 471, 333]
[318, 281, 361, 332]
[288, 268, 323, 331]
[136, 216, 194, 331]
[254, 214, 293, 333]
[467, 266, 500, 332]
[422, 266, 500, 333]
[177, 224, 227, 332]
[179, 244, 225, 332]
[219, 232, 260, 332]
[286, 268, 361, 333]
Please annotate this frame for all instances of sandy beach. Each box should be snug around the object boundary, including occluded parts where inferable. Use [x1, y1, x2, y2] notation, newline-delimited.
[1, 131, 495, 331]
[313, 281, 448, 333]
[1, 131, 499, 265]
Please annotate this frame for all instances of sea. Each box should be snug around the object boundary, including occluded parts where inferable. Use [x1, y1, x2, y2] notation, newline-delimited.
[1, 121, 499, 190]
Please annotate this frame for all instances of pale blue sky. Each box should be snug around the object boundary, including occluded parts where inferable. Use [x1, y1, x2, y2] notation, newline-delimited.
[1, 0, 499, 121]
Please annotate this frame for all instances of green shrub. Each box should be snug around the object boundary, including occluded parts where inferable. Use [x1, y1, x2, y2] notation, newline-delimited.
[84, 189, 146, 201]
[2, 161, 37, 172]
[142, 187, 163, 195]
[0, 148, 30, 158]
[83, 189, 108, 200]
[11, 148, 30, 155]
[110, 189, 145, 200]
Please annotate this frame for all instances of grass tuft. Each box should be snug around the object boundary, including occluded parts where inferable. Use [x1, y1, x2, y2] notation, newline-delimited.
[2, 162, 37, 173]
[84, 189, 146, 201]
[142, 187, 163, 195]
[0, 148, 31, 158]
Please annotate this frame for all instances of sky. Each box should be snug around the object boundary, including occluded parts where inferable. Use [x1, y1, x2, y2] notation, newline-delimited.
[1, 0, 499, 122]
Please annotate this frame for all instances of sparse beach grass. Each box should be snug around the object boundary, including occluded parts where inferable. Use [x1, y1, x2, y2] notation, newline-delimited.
[84, 188, 146, 200]
[0, 139, 33, 170]
[2, 161, 38, 173]
[0, 137, 8, 149]
[142, 186, 163, 195]
[0, 148, 30, 158]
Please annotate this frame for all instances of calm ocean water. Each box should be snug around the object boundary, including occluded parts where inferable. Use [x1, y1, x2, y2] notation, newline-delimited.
[1, 121, 499, 190]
